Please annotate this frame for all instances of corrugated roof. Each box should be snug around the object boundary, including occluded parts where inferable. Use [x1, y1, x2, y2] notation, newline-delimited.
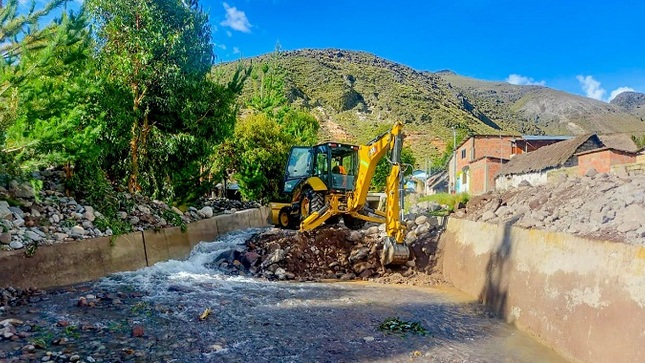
[496, 134, 598, 176]
[520, 135, 572, 141]
[597, 133, 639, 153]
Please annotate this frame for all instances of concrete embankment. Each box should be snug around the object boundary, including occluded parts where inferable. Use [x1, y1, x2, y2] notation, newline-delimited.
[0, 207, 270, 289]
[441, 217, 645, 363]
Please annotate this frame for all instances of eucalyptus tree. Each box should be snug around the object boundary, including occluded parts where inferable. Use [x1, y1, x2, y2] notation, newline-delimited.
[87, 0, 244, 200]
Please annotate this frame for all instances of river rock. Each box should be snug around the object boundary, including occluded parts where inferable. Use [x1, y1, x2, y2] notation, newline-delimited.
[414, 215, 428, 225]
[10, 241, 23, 249]
[198, 206, 213, 218]
[83, 206, 95, 222]
[70, 226, 86, 236]
[24, 231, 42, 242]
[0, 233, 11, 244]
[0, 201, 11, 219]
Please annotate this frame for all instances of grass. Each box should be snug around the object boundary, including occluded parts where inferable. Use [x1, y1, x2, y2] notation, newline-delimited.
[417, 192, 469, 212]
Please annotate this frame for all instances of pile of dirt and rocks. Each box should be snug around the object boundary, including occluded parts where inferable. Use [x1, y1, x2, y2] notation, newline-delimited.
[459, 172, 645, 245]
[0, 169, 259, 252]
[217, 207, 449, 285]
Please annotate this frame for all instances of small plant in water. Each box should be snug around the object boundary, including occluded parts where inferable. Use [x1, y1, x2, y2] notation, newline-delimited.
[379, 317, 429, 337]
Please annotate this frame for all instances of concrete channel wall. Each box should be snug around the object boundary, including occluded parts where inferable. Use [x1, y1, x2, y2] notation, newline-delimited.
[441, 217, 645, 363]
[0, 208, 270, 289]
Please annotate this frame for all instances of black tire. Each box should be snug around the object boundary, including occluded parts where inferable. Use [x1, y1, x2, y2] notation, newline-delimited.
[343, 214, 366, 230]
[278, 208, 294, 229]
[326, 215, 341, 225]
[301, 189, 325, 220]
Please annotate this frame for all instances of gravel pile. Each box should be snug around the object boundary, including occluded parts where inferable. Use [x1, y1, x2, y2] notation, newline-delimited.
[459, 172, 645, 245]
[217, 204, 448, 285]
[0, 170, 259, 252]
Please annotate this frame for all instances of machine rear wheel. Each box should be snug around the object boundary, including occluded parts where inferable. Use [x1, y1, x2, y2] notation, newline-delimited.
[343, 214, 366, 230]
[278, 208, 294, 229]
[301, 189, 325, 220]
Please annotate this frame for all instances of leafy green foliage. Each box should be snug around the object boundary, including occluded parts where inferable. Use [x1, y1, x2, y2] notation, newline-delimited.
[418, 192, 469, 212]
[4, 10, 103, 174]
[87, 0, 241, 199]
[371, 147, 416, 192]
[378, 317, 429, 337]
[632, 134, 645, 149]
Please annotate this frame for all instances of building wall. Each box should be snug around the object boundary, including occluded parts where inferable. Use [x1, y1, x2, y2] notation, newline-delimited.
[512, 139, 565, 154]
[495, 171, 548, 190]
[578, 150, 636, 175]
[451, 136, 515, 193]
[469, 158, 507, 195]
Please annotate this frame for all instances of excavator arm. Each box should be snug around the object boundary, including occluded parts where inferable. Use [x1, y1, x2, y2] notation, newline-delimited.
[348, 121, 409, 265]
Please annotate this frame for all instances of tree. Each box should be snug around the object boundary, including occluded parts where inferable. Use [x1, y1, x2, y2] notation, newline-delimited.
[371, 146, 416, 192]
[4, 10, 102, 173]
[1, 1, 96, 177]
[87, 0, 232, 194]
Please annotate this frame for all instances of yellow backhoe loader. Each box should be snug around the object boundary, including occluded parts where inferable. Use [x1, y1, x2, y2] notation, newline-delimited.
[268, 121, 410, 265]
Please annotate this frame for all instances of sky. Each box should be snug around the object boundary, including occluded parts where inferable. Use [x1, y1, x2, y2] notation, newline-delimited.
[203, 0, 645, 103]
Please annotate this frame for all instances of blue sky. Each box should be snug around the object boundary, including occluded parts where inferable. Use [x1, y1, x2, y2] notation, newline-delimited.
[204, 0, 645, 102]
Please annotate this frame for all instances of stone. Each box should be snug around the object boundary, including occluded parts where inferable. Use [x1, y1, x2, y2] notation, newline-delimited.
[348, 230, 363, 242]
[129, 216, 140, 225]
[54, 233, 69, 241]
[24, 231, 42, 242]
[171, 206, 184, 216]
[198, 206, 214, 218]
[617, 221, 642, 233]
[363, 336, 375, 342]
[132, 325, 145, 337]
[69, 355, 80, 362]
[70, 226, 86, 236]
[518, 180, 532, 187]
[0, 201, 11, 219]
[274, 267, 287, 280]
[366, 226, 379, 235]
[82, 221, 93, 229]
[0, 233, 11, 245]
[415, 223, 430, 236]
[83, 206, 95, 222]
[414, 215, 428, 225]
[481, 210, 497, 222]
[349, 247, 369, 262]
[12, 217, 24, 228]
[261, 248, 285, 267]
[9, 241, 23, 249]
[117, 211, 128, 220]
[9, 207, 24, 218]
[585, 168, 598, 177]
[137, 205, 151, 214]
[51, 214, 60, 224]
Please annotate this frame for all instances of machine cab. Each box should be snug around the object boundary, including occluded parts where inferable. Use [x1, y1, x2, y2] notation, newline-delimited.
[283, 143, 358, 194]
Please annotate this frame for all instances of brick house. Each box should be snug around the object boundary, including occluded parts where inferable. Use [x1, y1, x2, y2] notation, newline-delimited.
[448, 135, 569, 195]
[577, 148, 637, 175]
[495, 134, 603, 190]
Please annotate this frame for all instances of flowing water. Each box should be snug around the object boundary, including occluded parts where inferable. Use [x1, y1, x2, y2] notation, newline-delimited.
[0, 228, 568, 362]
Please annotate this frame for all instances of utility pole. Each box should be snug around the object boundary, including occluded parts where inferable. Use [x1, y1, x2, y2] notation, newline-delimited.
[452, 127, 457, 194]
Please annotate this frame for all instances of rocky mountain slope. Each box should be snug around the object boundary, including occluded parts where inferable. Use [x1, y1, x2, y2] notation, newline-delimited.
[217, 49, 645, 162]
[611, 91, 645, 119]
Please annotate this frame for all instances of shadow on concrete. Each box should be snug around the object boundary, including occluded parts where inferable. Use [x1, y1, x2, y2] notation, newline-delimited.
[478, 216, 520, 318]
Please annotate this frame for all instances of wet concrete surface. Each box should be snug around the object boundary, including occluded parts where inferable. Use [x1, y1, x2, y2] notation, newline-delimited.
[0, 230, 568, 363]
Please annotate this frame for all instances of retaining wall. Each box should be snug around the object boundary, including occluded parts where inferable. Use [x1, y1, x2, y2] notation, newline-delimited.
[441, 217, 645, 363]
[0, 207, 270, 289]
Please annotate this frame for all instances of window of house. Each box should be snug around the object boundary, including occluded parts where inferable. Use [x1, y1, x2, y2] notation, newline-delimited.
[461, 149, 466, 159]
[462, 170, 468, 184]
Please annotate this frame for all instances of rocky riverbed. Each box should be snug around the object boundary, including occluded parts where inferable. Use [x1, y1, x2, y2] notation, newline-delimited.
[0, 229, 567, 363]
[459, 172, 645, 245]
[0, 170, 259, 252]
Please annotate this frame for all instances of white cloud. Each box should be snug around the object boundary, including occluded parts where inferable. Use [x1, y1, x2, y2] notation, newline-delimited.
[576, 75, 606, 101]
[214, 43, 226, 50]
[233, 47, 240, 54]
[608, 86, 635, 102]
[576, 75, 636, 102]
[220, 3, 252, 33]
[226, 30, 233, 38]
[506, 74, 546, 86]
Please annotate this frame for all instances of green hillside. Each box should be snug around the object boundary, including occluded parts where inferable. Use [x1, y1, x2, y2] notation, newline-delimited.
[215, 49, 645, 165]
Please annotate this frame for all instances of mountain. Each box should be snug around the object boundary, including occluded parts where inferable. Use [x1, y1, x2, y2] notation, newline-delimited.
[217, 49, 645, 162]
[610, 91, 645, 119]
